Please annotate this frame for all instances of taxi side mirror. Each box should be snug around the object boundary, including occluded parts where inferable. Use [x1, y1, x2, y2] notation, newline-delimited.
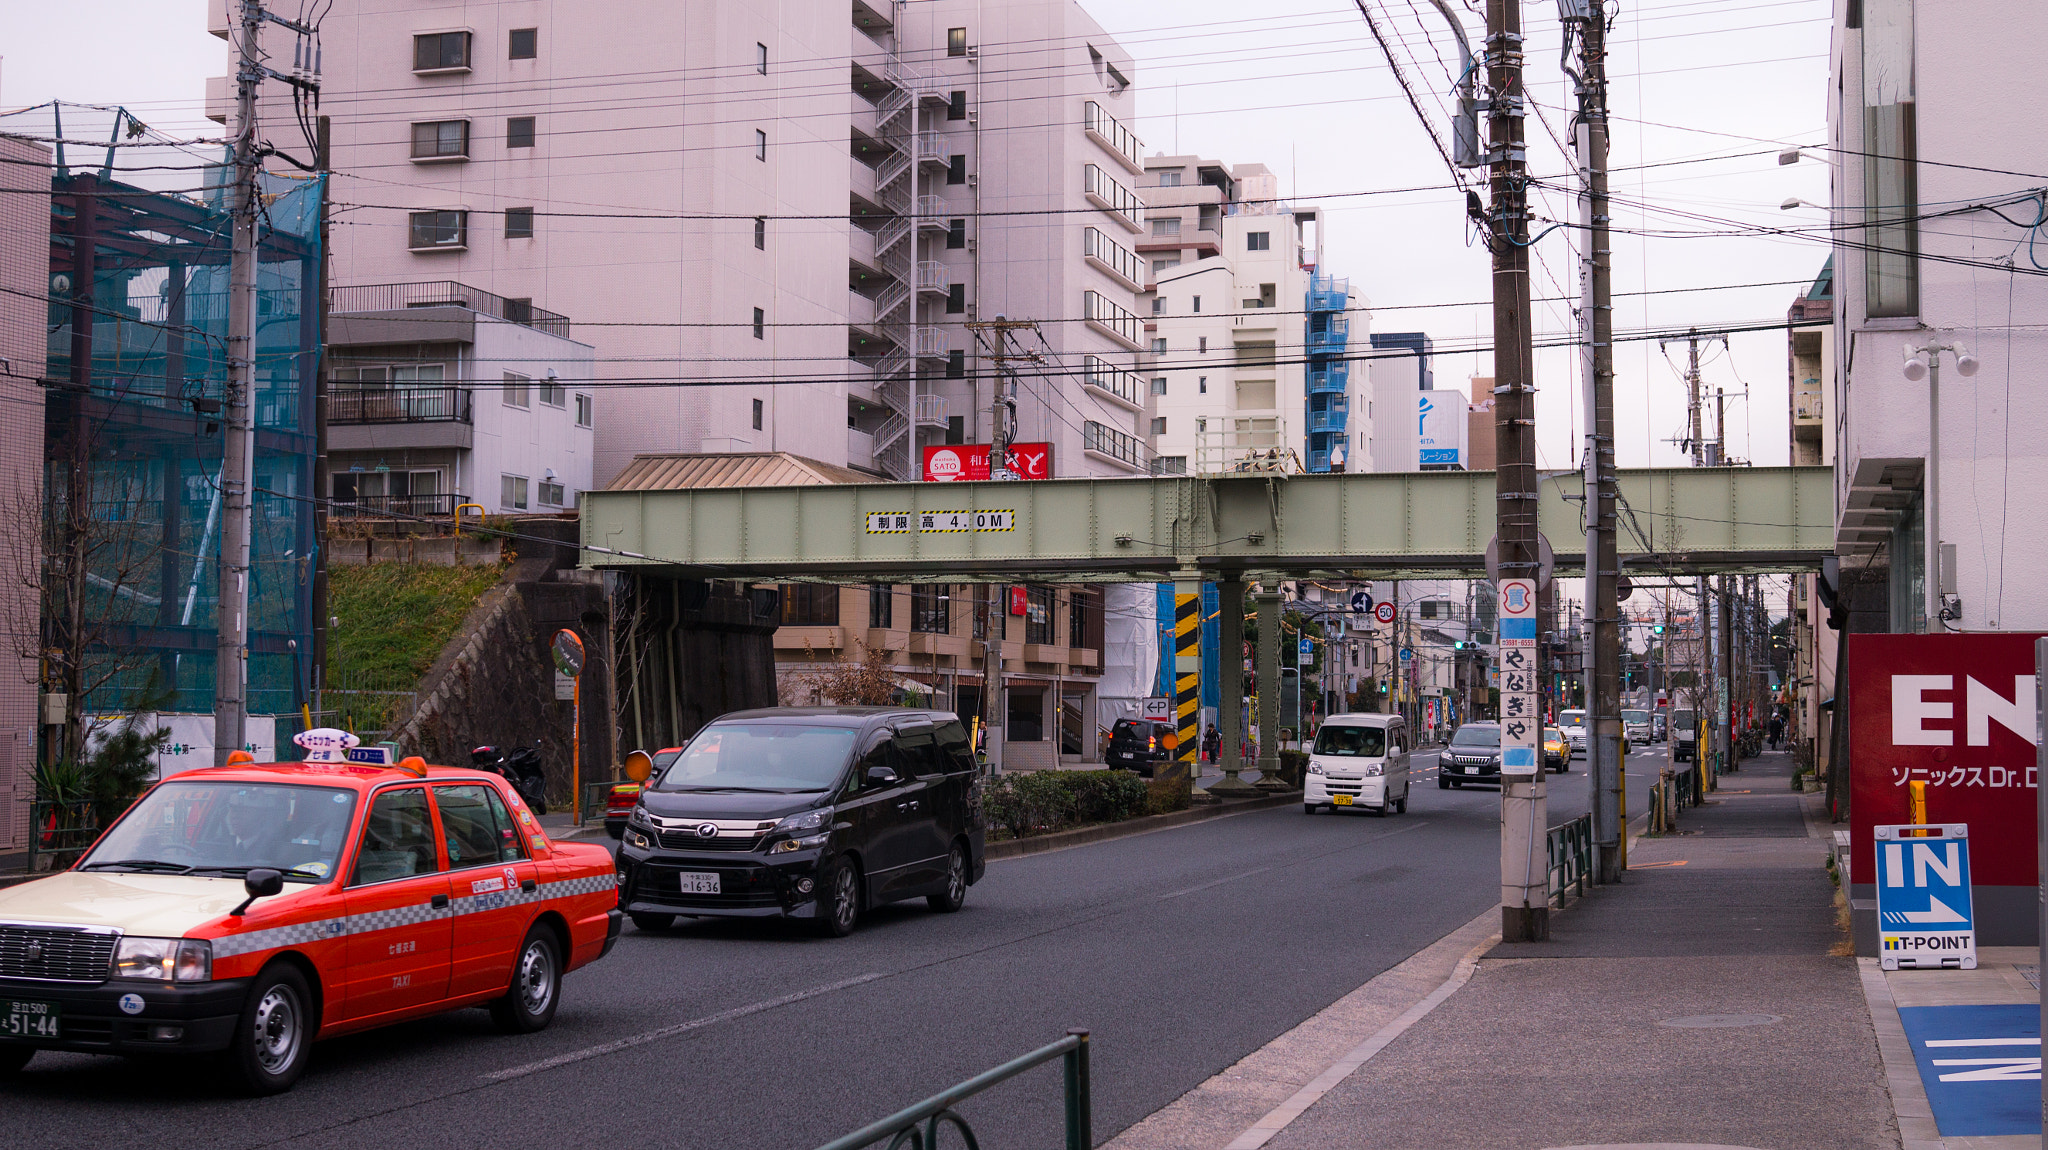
[231, 868, 284, 917]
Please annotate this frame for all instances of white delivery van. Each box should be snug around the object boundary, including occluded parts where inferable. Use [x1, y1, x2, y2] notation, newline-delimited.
[1303, 713, 1411, 816]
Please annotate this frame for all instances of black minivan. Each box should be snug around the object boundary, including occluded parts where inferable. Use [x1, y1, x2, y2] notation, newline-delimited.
[1106, 718, 1174, 776]
[614, 707, 987, 937]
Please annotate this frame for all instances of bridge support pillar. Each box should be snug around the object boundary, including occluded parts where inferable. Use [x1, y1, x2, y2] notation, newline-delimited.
[1253, 587, 1290, 791]
[1209, 578, 1257, 797]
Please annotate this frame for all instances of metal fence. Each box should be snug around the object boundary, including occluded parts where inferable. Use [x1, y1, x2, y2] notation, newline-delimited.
[1546, 813, 1592, 905]
[318, 671, 420, 744]
[330, 280, 571, 339]
[29, 800, 100, 873]
[815, 1030, 1092, 1150]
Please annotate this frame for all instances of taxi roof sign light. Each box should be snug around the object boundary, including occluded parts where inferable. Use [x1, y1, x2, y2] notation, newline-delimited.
[294, 727, 362, 763]
[395, 755, 429, 778]
[224, 749, 256, 764]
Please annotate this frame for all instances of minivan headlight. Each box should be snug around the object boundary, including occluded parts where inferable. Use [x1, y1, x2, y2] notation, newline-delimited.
[113, 937, 211, 982]
[772, 808, 833, 836]
[1306, 761, 1323, 775]
[1363, 763, 1382, 776]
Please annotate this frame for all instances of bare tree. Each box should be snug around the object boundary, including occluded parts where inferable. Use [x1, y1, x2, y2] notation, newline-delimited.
[790, 640, 902, 707]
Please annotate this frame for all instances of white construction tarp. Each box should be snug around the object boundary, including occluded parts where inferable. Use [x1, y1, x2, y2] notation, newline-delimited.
[1097, 583, 1158, 732]
[87, 713, 279, 781]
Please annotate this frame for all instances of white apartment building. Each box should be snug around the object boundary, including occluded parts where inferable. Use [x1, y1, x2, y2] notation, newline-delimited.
[207, 0, 1150, 486]
[1136, 155, 1356, 474]
[1825, 0, 2047, 634]
[327, 281, 595, 516]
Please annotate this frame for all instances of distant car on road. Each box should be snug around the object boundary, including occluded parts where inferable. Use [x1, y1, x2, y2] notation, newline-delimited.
[1106, 718, 1174, 777]
[1439, 722, 1502, 788]
[1543, 727, 1568, 773]
[615, 707, 986, 938]
[1557, 709, 1588, 757]
[1622, 708, 1652, 747]
[1303, 713, 1411, 815]
[1652, 711, 1668, 742]
[1671, 707, 1699, 762]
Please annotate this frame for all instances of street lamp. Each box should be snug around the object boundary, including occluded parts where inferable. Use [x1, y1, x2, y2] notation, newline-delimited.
[1901, 336, 1979, 632]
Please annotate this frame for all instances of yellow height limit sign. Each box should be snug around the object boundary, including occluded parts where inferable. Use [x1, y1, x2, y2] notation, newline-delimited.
[865, 509, 1016, 534]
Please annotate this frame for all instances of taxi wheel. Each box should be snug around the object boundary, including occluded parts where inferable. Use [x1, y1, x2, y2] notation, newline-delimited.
[927, 843, 968, 913]
[813, 855, 861, 938]
[0, 1044, 32, 1075]
[490, 926, 562, 1034]
[226, 963, 312, 1095]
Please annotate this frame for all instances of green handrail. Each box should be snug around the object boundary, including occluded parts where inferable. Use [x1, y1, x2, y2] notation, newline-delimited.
[1546, 813, 1592, 904]
[814, 1029, 1091, 1150]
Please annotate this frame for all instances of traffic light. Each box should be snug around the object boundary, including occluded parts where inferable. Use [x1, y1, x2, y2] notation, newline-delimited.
[1652, 624, 1666, 635]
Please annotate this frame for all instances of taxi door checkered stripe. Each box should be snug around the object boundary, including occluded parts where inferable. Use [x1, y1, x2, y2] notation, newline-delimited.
[212, 872, 617, 959]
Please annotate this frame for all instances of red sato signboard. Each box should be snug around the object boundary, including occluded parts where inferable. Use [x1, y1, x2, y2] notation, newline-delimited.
[1849, 633, 2043, 888]
[921, 443, 1053, 482]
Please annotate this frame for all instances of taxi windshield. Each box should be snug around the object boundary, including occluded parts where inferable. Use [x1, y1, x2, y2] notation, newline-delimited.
[1312, 725, 1386, 757]
[654, 722, 859, 792]
[80, 780, 359, 882]
[1545, 728, 1564, 743]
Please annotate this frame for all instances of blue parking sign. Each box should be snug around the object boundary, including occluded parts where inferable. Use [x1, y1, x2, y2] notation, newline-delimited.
[1874, 824, 1975, 970]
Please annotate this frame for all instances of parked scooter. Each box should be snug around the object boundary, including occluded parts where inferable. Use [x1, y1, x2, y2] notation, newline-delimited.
[470, 743, 549, 814]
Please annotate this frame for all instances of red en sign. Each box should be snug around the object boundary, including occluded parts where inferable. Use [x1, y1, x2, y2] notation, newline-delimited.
[1848, 633, 2043, 888]
[921, 443, 1053, 482]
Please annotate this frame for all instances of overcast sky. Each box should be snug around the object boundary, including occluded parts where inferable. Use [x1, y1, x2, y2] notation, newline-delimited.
[1, 0, 1834, 474]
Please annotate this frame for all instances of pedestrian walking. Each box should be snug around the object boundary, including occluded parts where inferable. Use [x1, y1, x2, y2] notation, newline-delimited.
[1201, 724, 1221, 764]
[1768, 712, 1785, 751]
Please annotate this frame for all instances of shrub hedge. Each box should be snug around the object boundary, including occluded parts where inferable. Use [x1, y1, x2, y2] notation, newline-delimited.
[984, 769, 1150, 839]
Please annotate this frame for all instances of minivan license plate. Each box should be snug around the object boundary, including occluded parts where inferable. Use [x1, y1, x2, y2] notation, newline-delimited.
[2, 999, 59, 1039]
[1331, 795, 1353, 806]
[677, 872, 720, 895]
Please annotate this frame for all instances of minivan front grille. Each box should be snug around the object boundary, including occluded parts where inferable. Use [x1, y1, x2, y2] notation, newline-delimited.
[654, 830, 761, 852]
[0, 924, 117, 984]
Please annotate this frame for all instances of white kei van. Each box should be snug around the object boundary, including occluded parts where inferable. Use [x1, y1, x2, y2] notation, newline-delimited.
[1302, 713, 1411, 816]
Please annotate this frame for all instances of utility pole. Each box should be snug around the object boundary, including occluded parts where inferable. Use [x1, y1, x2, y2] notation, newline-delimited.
[1485, 0, 1546, 942]
[1568, 0, 1621, 885]
[311, 114, 331, 732]
[964, 319, 1037, 771]
[215, 0, 263, 764]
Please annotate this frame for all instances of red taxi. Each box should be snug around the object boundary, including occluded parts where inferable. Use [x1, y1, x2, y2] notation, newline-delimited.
[0, 738, 620, 1094]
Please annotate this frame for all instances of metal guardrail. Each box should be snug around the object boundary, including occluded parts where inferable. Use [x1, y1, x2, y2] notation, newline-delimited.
[815, 1029, 1091, 1150]
[29, 800, 99, 873]
[1546, 813, 1591, 906]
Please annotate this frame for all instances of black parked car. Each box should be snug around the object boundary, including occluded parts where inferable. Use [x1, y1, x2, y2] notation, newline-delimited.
[1106, 718, 1174, 777]
[615, 707, 987, 937]
[1438, 722, 1503, 788]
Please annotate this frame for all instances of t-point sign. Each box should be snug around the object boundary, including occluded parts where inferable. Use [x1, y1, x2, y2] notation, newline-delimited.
[1874, 823, 1976, 971]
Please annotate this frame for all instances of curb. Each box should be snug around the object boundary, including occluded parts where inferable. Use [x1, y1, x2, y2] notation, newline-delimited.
[986, 791, 1301, 861]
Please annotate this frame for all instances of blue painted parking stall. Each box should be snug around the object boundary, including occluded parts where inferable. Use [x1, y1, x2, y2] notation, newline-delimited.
[1899, 1004, 2040, 1137]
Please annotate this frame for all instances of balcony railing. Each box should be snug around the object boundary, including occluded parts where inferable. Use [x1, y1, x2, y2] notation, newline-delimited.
[1083, 226, 1143, 289]
[331, 281, 570, 339]
[331, 493, 466, 518]
[1083, 164, 1144, 232]
[1307, 274, 1350, 312]
[329, 386, 473, 424]
[1082, 420, 1142, 467]
[1082, 355, 1140, 406]
[1084, 101, 1143, 170]
[1307, 365, 1349, 394]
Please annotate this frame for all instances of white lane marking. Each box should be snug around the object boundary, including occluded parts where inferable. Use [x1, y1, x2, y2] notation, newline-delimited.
[481, 973, 887, 1082]
[1222, 930, 1494, 1150]
[1160, 821, 1432, 900]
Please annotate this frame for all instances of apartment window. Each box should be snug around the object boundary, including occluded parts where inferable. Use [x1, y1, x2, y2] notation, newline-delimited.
[751, 398, 763, 430]
[1863, 0, 1917, 316]
[502, 373, 530, 408]
[507, 116, 535, 149]
[1198, 375, 1208, 394]
[1150, 417, 1167, 436]
[946, 219, 966, 249]
[948, 91, 967, 121]
[946, 283, 965, 314]
[508, 27, 537, 60]
[1157, 170, 1183, 187]
[413, 31, 471, 72]
[500, 474, 529, 510]
[1024, 586, 1055, 645]
[1082, 420, 1141, 467]
[1152, 218, 1181, 238]
[755, 129, 767, 161]
[575, 394, 592, 427]
[947, 155, 966, 185]
[1069, 589, 1100, 651]
[947, 349, 964, 379]
[1152, 297, 1164, 315]
[538, 377, 565, 407]
[756, 42, 768, 74]
[911, 584, 952, 633]
[410, 120, 470, 160]
[753, 216, 766, 249]
[1193, 295, 1202, 313]
[780, 584, 841, 627]
[947, 27, 968, 56]
[1246, 231, 1271, 251]
[869, 585, 895, 629]
[538, 478, 565, 507]
[407, 210, 468, 250]
[1151, 456, 1187, 476]
[1198, 336, 1208, 353]
[1152, 257, 1180, 276]
[1151, 337, 1167, 354]
[1150, 377, 1167, 395]
[752, 307, 765, 339]
[504, 207, 534, 239]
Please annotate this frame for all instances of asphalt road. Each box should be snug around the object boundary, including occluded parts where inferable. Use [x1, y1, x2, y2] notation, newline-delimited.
[5, 744, 1672, 1149]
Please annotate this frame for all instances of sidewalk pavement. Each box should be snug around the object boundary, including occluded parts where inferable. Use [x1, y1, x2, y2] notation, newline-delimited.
[1114, 749, 1985, 1150]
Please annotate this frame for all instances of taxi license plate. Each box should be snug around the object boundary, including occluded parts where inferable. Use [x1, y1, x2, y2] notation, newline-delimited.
[1, 999, 59, 1040]
[678, 872, 721, 895]
[1331, 795, 1353, 806]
